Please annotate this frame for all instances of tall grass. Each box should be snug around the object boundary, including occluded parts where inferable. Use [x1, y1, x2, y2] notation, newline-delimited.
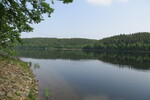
[45, 88, 50, 100]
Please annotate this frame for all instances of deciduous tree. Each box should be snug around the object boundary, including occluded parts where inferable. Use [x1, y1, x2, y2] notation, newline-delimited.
[0, 0, 73, 55]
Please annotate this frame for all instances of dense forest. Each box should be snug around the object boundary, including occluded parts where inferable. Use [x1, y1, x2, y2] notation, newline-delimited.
[16, 38, 96, 49]
[83, 32, 150, 51]
[17, 32, 150, 51]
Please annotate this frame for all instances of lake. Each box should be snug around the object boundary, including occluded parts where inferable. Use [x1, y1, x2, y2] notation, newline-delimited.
[18, 50, 150, 100]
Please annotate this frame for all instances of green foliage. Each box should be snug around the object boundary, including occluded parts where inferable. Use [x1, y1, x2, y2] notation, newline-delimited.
[16, 38, 96, 49]
[83, 32, 150, 51]
[60, 0, 73, 3]
[28, 87, 37, 100]
[15, 91, 22, 96]
[45, 88, 50, 98]
[0, 0, 73, 56]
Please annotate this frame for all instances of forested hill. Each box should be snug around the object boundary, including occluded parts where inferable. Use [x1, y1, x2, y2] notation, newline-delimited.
[17, 32, 150, 51]
[83, 32, 150, 51]
[16, 38, 96, 49]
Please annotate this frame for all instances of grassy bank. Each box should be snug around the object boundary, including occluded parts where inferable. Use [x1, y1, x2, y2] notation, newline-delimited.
[0, 55, 38, 100]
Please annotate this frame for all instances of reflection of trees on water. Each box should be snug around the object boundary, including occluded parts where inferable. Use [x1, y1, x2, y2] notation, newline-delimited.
[18, 50, 96, 60]
[18, 49, 150, 70]
[92, 51, 150, 70]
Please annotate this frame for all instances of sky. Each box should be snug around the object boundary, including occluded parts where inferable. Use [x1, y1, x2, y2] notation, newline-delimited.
[21, 0, 150, 39]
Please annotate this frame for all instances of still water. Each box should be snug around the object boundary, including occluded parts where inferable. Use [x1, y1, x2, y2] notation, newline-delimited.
[18, 50, 150, 100]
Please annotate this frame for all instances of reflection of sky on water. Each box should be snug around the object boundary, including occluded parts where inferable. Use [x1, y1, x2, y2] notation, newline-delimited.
[21, 58, 150, 100]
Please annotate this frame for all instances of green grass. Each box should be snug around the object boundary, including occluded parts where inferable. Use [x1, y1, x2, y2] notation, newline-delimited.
[45, 88, 49, 97]
[27, 87, 37, 100]
[45, 88, 50, 99]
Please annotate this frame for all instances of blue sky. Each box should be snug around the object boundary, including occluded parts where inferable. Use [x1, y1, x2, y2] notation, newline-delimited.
[21, 0, 150, 39]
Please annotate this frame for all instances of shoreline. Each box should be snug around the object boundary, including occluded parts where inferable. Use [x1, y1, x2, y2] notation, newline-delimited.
[82, 49, 150, 53]
[0, 55, 38, 100]
[17, 48, 150, 53]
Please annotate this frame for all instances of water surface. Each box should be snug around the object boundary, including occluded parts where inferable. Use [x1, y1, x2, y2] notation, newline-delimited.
[19, 50, 150, 100]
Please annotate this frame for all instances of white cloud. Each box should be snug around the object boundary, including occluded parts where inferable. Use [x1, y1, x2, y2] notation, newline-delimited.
[86, 0, 129, 6]
[87, 0, 112, 5]
[116, 0, 128, 3]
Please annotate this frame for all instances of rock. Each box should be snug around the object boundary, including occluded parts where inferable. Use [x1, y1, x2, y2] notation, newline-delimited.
[0, 91, 5, 95]
[21, 72, 26, 76]
[25, 88, 30, 93]
[28, 77, 32, 81]
[34, 87, 38, 91]
[7, 92, 13, 97]
[13, 85, 20, 90]
[0, 85, 4, 90]
[10, 72, 16, 78]
[12, 89, 16, 93]
[0, 57, 38, 100]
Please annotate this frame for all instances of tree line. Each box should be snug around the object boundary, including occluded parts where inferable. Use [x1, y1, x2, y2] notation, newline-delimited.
[16, 38, 96, 49]
[83, 32, 150, 51]
[17, 32, 150, 51]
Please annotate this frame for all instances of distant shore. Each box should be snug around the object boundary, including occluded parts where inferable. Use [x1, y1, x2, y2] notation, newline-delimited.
[16, 48, 150, 53]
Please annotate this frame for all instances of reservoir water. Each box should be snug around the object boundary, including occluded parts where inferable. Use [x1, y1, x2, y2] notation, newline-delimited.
[19, 50, 150, 100]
